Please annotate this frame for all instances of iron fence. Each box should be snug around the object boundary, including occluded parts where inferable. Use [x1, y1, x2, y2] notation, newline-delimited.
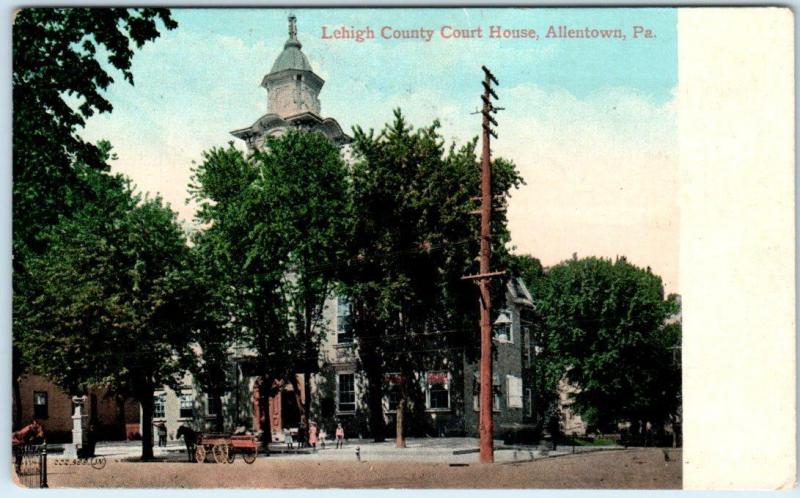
[13, 443, 47, 488]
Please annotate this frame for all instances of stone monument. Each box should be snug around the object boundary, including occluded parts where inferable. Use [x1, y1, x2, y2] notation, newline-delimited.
[63, 395, 88, 458]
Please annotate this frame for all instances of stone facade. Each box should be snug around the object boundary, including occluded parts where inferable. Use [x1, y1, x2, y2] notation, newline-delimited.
[308, 279, 537, 439]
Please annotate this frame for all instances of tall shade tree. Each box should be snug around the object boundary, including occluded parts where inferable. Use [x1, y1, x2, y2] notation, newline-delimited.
[534, 256, 682, 435]
[190, 131, 351, 431]
[12, 7, 176, 428]
[12, 7, 176, 257]
[19, 172, 195, 460]
[182, 236, 238, 433]
[344, 110, 523, 446]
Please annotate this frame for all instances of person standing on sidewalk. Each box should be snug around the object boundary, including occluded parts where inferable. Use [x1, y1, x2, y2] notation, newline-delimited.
[335, 423, 345, 449]
[284, 428, 294, 450]
[319, 427, 327, 449]
[308, 422, 318, 451]
[157, 422, 168, 448]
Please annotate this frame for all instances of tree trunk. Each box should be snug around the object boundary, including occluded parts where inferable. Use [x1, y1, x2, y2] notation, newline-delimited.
[12, 350, 23, 430]
[12, 374, 22, 430]
[365, 361, 386, 442]
[116, 396, 126, 440]
[258, 375, 272, 438]
[213, 389, 224, 433]
[289, 375, 307, 427]
[395, 375, 407, 448]
[139, 391, 155, 461]
[303, 371, 312, 425]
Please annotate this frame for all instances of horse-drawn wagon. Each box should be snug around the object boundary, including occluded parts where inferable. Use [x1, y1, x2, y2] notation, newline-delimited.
[193, 433, 260, 464]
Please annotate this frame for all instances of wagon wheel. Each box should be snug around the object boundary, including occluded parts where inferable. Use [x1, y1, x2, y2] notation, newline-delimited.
[195, 444, 206, 463]
[226, 449, 235, 464]
[212, 444, 229, 464]
[242, 450, 256, 464]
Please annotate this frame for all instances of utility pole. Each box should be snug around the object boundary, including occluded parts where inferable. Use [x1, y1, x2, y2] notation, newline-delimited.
[462, 65, 503, 464]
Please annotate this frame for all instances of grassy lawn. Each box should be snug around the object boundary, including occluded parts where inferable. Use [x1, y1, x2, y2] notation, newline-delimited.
[562, 436, 619, 446]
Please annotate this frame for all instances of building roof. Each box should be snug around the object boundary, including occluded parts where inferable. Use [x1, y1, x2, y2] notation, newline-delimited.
[230, 112, 351, 146]
[507, 277, 534, 308]
[269, 15, 314, 74]
[270, 41, 313, 73]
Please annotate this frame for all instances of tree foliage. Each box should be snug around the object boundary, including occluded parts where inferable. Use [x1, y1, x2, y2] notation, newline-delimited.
[344, 110, 523, 444]
[13, 7, 177, 259]
[12, 7, 177, 429]
[189, 131, 351, 427]
[532, 256, 681, 433]
[19, 170, 195, 459]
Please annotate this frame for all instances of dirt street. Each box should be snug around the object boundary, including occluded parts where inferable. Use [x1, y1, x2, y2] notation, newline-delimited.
[36, 448, 681, 489]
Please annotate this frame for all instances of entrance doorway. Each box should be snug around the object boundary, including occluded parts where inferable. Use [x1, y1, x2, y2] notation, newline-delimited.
[280, 391, 301, 429]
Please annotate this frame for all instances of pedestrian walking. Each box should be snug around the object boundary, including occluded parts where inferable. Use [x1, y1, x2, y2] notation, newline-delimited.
[308, 422, 318, 451]
[298, 421, 307, 449]
[319, 428, 327, 449]
[335, 423, 345, 449]
[284, 428, 294, 450]
[157, 422, 168, 448]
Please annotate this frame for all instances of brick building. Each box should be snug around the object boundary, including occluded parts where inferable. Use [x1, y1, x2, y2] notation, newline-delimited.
[15, 374, 139, 442]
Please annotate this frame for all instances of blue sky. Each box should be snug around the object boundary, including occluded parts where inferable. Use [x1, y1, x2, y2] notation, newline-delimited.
[79, 8, 679, 291]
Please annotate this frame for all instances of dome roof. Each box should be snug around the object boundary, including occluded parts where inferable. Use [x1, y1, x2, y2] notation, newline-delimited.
[270, 38, 313, 73]
[269, 15, 313, 74]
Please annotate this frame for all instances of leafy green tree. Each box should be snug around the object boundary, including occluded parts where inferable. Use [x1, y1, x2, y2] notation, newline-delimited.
[12, 7, 176, 258]
[190, 131, 351, 430]
[19, 172, 195, 460]
[534, 256, 681, 435]
[12, 7, 176, 428]
[344, 110, 523, 445]
[182, 238, 238, 433]
[508, 254, 545, 295]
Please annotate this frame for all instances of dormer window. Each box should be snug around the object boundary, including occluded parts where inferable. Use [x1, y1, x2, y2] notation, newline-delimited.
[493, 310, 513, 343]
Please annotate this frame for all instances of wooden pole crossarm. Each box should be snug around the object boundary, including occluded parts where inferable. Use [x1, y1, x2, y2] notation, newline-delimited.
[460, 271, 506, 281]
[481, 65, 499, 85]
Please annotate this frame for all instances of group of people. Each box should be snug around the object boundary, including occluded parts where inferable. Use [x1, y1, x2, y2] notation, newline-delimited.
[283, 422, 346, 451]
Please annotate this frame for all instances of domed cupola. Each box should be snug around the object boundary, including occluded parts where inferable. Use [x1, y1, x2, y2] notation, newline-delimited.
[231, 14, 350, 153]
[270, 22, 313, 73]
[261, 15, 324, 117]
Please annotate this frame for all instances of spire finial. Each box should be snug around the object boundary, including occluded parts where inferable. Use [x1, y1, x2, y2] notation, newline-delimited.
[289, 14, 297, 40]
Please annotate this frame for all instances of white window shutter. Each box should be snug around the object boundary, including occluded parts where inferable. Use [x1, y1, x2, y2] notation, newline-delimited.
[507, 375, 523, 408]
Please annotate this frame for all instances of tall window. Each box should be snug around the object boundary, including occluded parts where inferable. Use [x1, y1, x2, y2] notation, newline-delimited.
[473, 377, 501, 412]
[387, 385, 401, 411]
[179, 393, 194, 419]
[336, 296, 354, 344]
[523, 326, 532, 366]
[153, 393, 166, 419]
[507, 375, 523, 408]
[525, 388, 533, 417]
[337, 373, 356, 412]
[206, 393, 221, 417]
[386, 374, 401, 411]
[426, 372, 450, 410]
[33, 391, 48, 419]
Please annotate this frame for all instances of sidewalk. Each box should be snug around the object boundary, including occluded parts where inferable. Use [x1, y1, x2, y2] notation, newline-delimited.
[53, 437, 620, 465]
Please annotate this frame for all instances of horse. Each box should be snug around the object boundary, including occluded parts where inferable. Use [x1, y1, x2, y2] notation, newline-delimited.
[12, 420, 44, 447]
[176, 425, 198, 462]
[12, 420, 44, 473]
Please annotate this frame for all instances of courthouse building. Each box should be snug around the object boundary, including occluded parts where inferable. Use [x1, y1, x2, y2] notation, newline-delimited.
[17, 16, 572, 444]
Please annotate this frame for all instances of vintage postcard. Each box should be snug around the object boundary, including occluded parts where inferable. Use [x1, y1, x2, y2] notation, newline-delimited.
[8, 6, 795, 492]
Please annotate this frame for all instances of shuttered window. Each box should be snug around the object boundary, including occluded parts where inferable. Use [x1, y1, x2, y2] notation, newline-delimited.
[507, 375, 523, 408]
